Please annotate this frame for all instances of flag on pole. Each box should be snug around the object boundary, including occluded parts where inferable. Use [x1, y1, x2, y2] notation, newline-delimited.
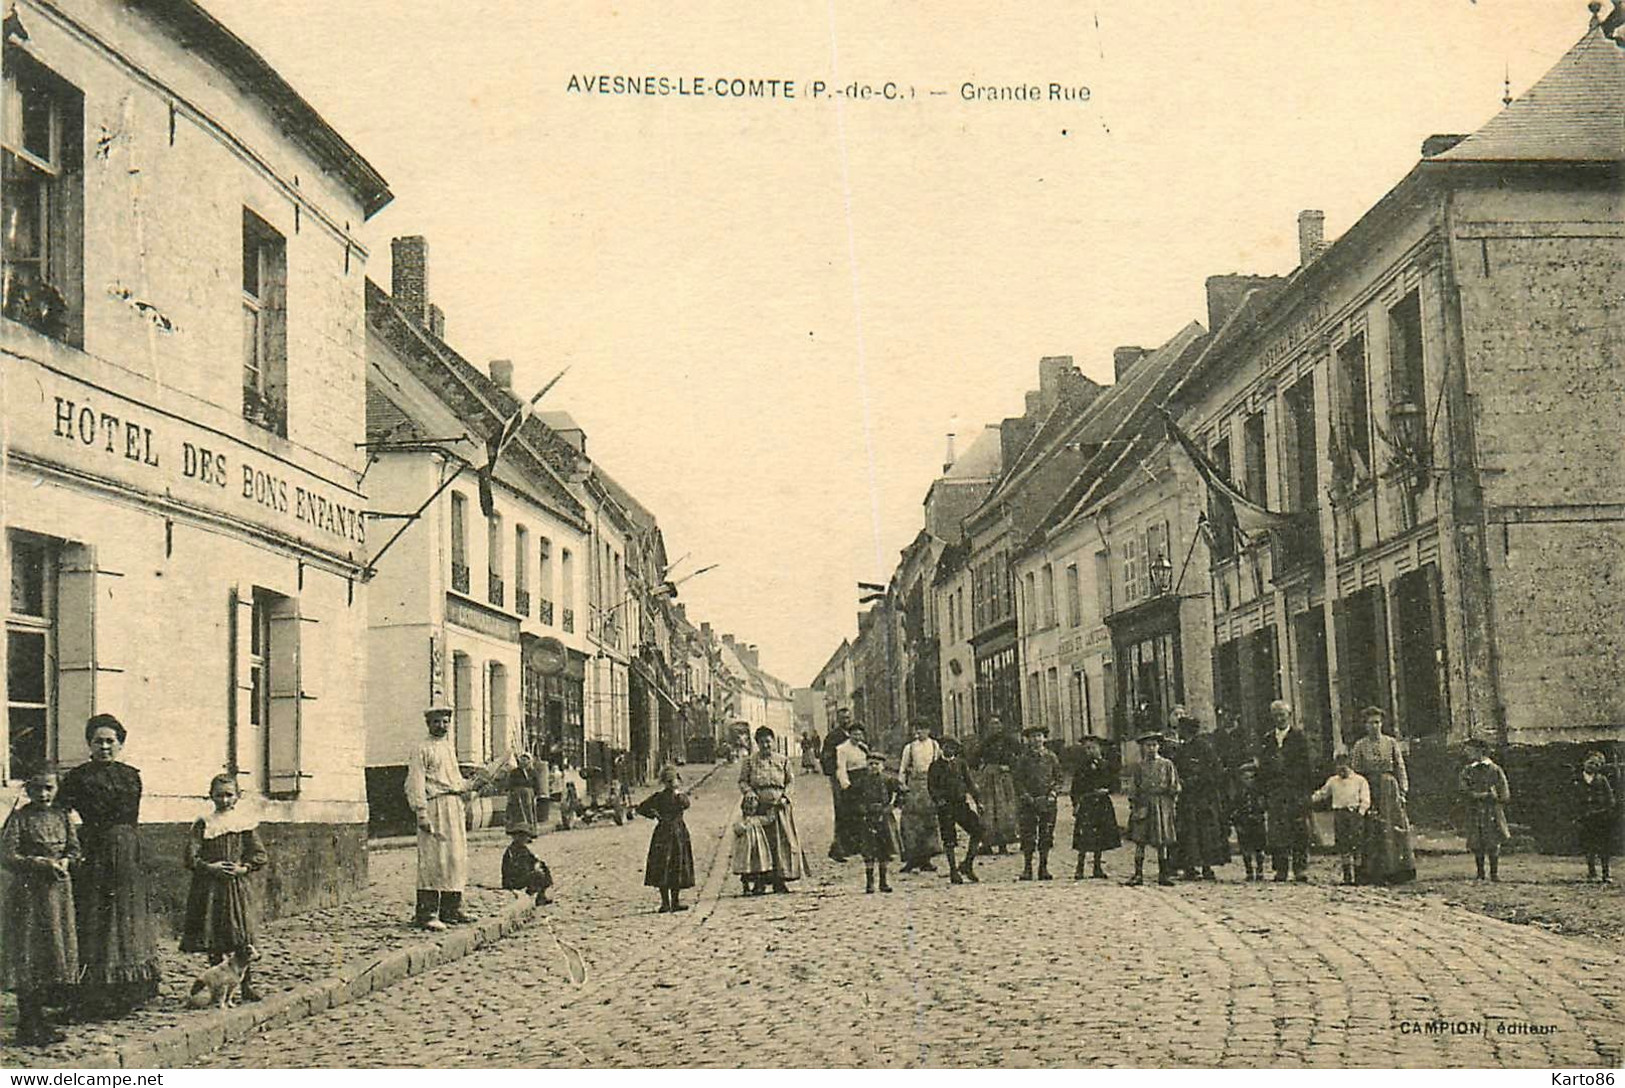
[478, 366, 570, 517]
[1157, 405, 1295, 541]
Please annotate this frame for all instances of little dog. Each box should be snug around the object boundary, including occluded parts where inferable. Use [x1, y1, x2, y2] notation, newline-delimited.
[187, 946, 256, 1009]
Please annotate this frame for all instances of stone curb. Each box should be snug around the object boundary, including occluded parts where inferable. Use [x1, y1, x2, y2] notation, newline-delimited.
[85, 761, 731, 1070]
[85, 897, 539, 1070]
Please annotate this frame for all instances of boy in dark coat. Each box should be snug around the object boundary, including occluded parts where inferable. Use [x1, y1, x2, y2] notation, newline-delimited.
[1013, 725, 1063, 881]
[1579, 752, 1617, 883]
[927, 736, 983, 884]
[1231, 760, 1268, 881]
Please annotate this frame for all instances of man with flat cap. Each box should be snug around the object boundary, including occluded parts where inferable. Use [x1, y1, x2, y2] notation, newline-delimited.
[1012, 723, 1063, 881]
[406, 700, 474, 930]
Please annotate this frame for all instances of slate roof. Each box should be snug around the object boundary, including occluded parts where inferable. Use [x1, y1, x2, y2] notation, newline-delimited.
[1029, 322, 1212, 544]
[1435, 27, 1625, 164]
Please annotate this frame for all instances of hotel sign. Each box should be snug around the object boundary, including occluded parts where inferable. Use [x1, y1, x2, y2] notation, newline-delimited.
[9, 361, 367, 560]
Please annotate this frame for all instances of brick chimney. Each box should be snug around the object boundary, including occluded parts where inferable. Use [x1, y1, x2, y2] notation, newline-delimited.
[390, 236, 430, 326]
[1205, 274, 1280, 331]
[943, 432, 957, 474]
[1113, 346, 1147, 382]
[1000, 416, 1037, 468]
[739, 645, 759, 669]
[700, 622, 713, 642]
[489, 359, 514, 391]
[1298, 210, 1326, 267]
[428, 305, 446, 339]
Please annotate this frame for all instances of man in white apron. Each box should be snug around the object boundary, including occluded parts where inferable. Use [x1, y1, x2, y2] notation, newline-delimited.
[406, 701, 472, 930]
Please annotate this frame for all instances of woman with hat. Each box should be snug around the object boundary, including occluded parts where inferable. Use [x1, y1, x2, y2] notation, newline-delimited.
[1125, 732, 1181, 886]
[57, 714, 161, 1017]
[737, 725, 809, 892]
[1348, 706, 1416, 884]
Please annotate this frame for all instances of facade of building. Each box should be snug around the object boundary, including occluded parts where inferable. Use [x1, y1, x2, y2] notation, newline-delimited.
[1170, 23, 1625, 842]
[963, 358, 1103, 735]
[362, 257, 591, 831]
[926, 425, 1002, 739]
[2, 0, 389, 916]
[1013, 325, 1211, 763]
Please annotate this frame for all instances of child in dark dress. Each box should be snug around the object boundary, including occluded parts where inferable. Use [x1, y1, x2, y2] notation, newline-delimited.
[1578, 752, 1616, 884]
[501, 827, 554, 904]
[180, 774, 269, 1002]
[637, 765, 696, 912]
[1070, 737, 1121, 880]
[1, 770, 80, 1046]
[1231, 760, 1268, 882]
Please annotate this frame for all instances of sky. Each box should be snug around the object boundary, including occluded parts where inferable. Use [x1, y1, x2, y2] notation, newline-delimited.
[203, 0, 1591, 687]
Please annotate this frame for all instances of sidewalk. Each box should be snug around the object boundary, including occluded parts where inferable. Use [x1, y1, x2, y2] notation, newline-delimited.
[4, 762, 725, 1069]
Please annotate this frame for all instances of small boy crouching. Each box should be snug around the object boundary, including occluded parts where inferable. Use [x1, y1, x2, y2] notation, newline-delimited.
[501, 826, 554, 904]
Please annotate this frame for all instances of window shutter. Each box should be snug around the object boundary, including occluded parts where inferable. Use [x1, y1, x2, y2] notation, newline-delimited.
[56, 545, 118, 746]
[1369, 588, 1394, 726]
[1331, 597, 1353, 742]
[267, 604, 315, 795]
[229, 584, 256, 778]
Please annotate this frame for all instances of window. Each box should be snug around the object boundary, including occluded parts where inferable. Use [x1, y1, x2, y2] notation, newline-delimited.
[7, 533, 55, 780]
[241, 210, 287, 436]
[1065, 564, 1081, 628]
[1045, 666, 1061, 737]
[1121, 534, 1144, 606]
[539, 536, 554, 625]
[561, 548, 575, 633]
[1336, 333, 1373, 479]
[2, 57, 83, 345]
[1389, 291, 1426, 414]
[1094, 551, 1112, 619]
[1041, 564, 1056, 629]
[487, 662, 509, 760]
[946, 592, 957, 643]
[234, 586, 306, 796]
[1023, 571, 1037, 633]
[1027, 672, 1042, 728]
[1285, 377, 1318, 512]
[1242, 411, 1268, 508]
[957, 586, 966, 639]
[487, 512, 504, 607]
[514, 525, 530, 616]
[452, 652, 474, 761]
[449, 492, 469, 593]
[1209, 434, 1237, 561]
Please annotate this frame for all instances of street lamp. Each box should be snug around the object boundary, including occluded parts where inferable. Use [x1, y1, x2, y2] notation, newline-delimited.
[1150, 552, 1174, 596]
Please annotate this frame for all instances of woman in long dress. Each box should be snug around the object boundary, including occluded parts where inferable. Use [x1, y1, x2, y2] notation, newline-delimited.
[1348, 707, 1417, 884]
[57, 714, 161, 1017]
[973, 725, 1021, 854]
[737, 726, 810, 892]
[897, 724, 944, 872]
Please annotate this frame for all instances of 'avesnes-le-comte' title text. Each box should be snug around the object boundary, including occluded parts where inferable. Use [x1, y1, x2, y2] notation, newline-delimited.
[564, 73, 1090, 104]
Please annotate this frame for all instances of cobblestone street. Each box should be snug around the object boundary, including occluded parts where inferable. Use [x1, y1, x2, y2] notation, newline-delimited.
[182, 766, 1625, 1068]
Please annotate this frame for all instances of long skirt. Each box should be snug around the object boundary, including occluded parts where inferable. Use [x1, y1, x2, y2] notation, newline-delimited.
[731, 825, 775, 876]
[1176, 789, 1231, 869]
[417, 794, 469, 892]
[179, 873, 259, 954]
[1073, 791, 1122, 853]
[975, 768, 1020, 849]
[899, 785, 944, 864]
[645, 819, 696, 889]
[758, 793, 810, 881]
[1464, 800, 1510, 853]
[1128, 798, 1177, 847]
[1, 870, 78, 992]
[1265, 791, 1312, 853]
[506, 785, 539, 834]
[73, 824, 160, 997]
[1359, 773, 1416, 884]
